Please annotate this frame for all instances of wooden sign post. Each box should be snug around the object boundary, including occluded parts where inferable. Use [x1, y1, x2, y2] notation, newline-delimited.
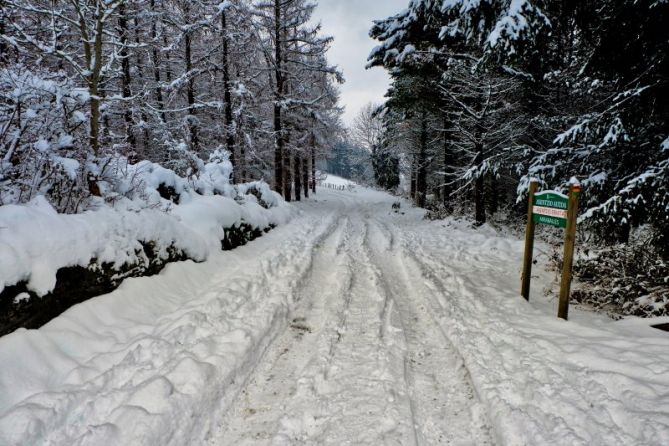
[557, 183, 581, 320]
[521, 181, 539, 301]
[521, 180, 582, 320]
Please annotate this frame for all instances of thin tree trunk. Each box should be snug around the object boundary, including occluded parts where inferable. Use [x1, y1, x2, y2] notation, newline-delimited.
[221, 10, 235, 181]
[442, 115, 451, 209]
[89, 87, 101, 156]
[416, 112, 428, 207]
[118, 3, 136, 154]
[240, 111, 248, 182]
[473, 141, 485, 225]
[294, 155, 302, 201]
[410, 156, 416, 201]
[0, 1, 8, 64]
[133, 16, 151, 158]
[273, 0, 284, 195]
[151, 0, 166, 124]
[474, 174, 485, 226]
[473, 92, 488, 225]
[80, 5, 105, 156]
[184, 29, 198, 151]
[239, 135, 246, 182]
[283, 148, 292, 201]
[302, 154, 309, 198]
[311, 145, 316, 193]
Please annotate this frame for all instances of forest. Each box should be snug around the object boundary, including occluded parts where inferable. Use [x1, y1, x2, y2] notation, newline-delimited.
[0, 0, 342, 209]
[360, 0, 669, 317]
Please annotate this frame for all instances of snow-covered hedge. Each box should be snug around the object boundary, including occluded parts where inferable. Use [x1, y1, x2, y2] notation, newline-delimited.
[0, 152, 292, 322]
[572, 242, 669, 317]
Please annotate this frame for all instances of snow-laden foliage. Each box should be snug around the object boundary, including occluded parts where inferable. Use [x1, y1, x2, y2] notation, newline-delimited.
[573, 242, 669, 317]
[369, 0, 669, 239]
[0, 150, 290, 297]
[369, 0, 669, 314]
[369, 0, 551, 70]
[0, 0, 342, 206]
[0, 68, 90, 211]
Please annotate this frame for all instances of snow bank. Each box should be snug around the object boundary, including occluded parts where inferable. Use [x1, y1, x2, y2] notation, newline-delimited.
[0, 196, 206, 296]
[0, 155, 293, 297]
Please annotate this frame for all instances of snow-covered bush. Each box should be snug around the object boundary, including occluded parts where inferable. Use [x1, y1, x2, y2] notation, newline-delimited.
[573, 240, 669, 317]
[0, 67, 90, 212]
[0, 146, 292, 335]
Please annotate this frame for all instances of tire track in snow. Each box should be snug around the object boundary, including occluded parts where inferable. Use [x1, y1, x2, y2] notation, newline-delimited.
[210, 215, 357, 444]
[194, 210, 346, 443]
[366, 217, 493, 445]
[271, 213, 417, 445]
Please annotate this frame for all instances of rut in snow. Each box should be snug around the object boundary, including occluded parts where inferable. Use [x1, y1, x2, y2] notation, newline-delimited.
[210, 196, 492, 445]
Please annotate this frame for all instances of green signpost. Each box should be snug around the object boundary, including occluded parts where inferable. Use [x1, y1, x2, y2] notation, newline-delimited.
[532, 191, 568, 228]
[521, 181, 582, 320]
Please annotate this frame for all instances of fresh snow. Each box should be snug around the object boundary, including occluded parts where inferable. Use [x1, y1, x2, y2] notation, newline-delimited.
[0, 156, 292, 297]
[1, 178, 668, 445]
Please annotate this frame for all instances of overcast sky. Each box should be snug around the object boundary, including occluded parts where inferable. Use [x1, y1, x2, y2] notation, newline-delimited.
[312, 0, 408, 127]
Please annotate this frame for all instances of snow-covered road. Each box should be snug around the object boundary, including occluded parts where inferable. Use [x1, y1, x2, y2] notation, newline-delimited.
[214, 195, 492, 445]
[1, 180, 669, 445]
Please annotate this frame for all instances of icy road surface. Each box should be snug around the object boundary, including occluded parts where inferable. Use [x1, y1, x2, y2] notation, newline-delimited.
[1, 180, 669, 445]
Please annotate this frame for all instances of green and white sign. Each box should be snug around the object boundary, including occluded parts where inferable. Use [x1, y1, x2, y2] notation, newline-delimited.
[522, 181, 582, 320]
[532, 191, 568, 228]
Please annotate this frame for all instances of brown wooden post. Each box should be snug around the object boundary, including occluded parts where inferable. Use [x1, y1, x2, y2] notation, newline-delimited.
[557, 183, 581, 320]
[521, 180, 539, 300]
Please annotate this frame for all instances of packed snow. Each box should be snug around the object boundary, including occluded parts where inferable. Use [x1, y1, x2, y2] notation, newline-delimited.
[1, 178, 668, 445]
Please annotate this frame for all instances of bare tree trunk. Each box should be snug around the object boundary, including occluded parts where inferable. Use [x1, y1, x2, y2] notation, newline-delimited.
[474, 175, 485, 225]
[283, 148, 292, 201]
[118, 3, 136, 154]
[472, 93, 487, 225]
[302, 154, 309, 198]
[89, 85, 101, 156]
[416, 112, 428, 207]
[311, 145, 316, 193]
[240, 111, 249, 182]
[221, 10, 235, 181]
[133, 16, 151, 158]
[410, 156, 416, 201]
[294, 155, 302, 201]
[78, 3, 105, 156]
[239, 138, 247, 182]
[473, 142, 485, 226]
[184, 29, 198, 151]
[442, 115, 452, 209]
[151, 0, 166, 124]
[273, 0, 284, 194]
[0, 1, 8, 65]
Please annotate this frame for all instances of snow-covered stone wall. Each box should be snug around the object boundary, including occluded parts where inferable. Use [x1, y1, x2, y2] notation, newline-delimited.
[0, 156, 293, 335]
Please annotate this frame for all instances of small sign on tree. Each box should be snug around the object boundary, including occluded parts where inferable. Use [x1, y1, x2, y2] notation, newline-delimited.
[521, 180, 582, 320]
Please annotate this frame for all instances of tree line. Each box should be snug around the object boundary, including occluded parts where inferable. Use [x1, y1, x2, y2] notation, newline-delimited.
[0, 0, 342, 211]
[366, 0, 669, 255]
